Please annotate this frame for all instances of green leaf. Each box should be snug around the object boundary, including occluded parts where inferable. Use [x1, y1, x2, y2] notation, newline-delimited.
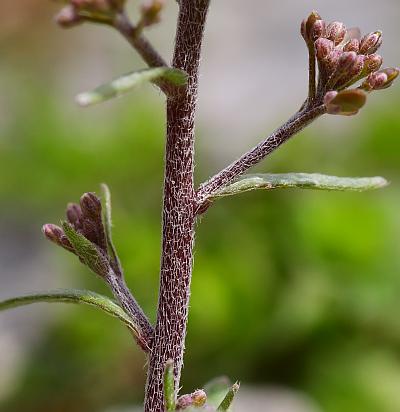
[0, 289, 139, 333]
[204, 377, 232, 407]
[76, 67, 188, 107]
[211, 173, 388, 199]
[164, 359, 176, 412]
[101, 183, 120, 268]
[217, 382, 240, 411]
[62, 221, 111, 277]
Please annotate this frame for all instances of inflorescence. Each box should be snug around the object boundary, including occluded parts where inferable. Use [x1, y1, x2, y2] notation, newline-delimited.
[301, 11, 399, 116]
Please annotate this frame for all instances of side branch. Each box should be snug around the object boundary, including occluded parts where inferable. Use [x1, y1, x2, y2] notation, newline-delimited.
[113, 13, 173, 95]
[196, 105, 326, 210]
[106, 270, 154, 352]
[114, 13, 167, 68]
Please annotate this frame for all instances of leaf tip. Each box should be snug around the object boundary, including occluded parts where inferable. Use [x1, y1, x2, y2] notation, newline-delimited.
[75, 92, 97, 107]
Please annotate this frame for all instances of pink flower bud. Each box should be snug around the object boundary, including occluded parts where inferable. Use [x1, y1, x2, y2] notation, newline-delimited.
[315, 38, 334, 60]
[363, 54, 383, 74]
[176, 389, 207, 409]
[362, 67, 399, 91]
[326, 21, 346, 45]
[359, 31, 383, 55]
[55, 5, 83, 28]
[325, 49, 342, 74]
[337, 51, 358, 73]
[343, 39, 360, 53]
[301, 11, 322, 43]
[42, 224, 74, 252]
[324, 89, 367, 116]
[310, 19, 326, 42]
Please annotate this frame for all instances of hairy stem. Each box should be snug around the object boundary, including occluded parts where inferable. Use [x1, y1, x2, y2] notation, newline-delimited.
[144, 1, 210, 410]
[113, 13, 174, 95]
[196, 104, 327, 209]
[114, 13, 167, 68]
[106, 270, 154, 352]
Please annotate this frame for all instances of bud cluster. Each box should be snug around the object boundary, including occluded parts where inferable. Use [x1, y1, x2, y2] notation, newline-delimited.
[55, 0, 126, 28]
[301, 11, 399, 115]
[42, 192, 114, 278]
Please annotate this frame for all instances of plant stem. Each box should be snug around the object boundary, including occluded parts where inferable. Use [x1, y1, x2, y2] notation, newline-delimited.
[106, 271, 154, 352]
[114, 13, 167, 68]
[144, 1, 210, 411]
[196, 104, 326, 208]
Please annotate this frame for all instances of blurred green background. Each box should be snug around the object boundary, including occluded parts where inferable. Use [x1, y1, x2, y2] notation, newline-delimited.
[1, 1, 400, 412]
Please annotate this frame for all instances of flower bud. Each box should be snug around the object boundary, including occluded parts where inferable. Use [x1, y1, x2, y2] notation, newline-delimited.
[337, 51, 358, 73]
[315, 38, 334, 60]
[80, 192, 102, 220]
[324, 89, 367, 116]
[176, 390, 207, 410]
[55, 5, 83, 28]
[42, 224, 74, 252]
[326, 21, 347, 45]
[363, 54, 383, 74]
[140, 0, 165, 27]
[335, 55, 365, 89]
[324, 49, 342, 74]
[359, 31, 382, 55]
[310, 19, 326, 42]
[361, 67, 399, 91]
[343, 39, 360, 53]
[301, 11, 322, 44]
[66, 203, 83, 227]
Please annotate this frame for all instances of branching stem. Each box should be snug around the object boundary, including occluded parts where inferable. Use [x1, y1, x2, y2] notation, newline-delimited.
[106, 270, 154, 352]
[196, 104, 326, 210]
[144, 1, 210, 410]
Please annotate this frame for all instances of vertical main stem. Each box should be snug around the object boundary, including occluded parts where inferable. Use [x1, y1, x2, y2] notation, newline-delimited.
[144, 1, 210, 411]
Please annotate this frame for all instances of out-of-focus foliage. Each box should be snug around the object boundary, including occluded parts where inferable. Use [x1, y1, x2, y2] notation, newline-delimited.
[1, 79, 400, 411]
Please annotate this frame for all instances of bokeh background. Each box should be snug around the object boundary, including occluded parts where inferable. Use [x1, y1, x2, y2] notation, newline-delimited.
[1, 1, 400, 411]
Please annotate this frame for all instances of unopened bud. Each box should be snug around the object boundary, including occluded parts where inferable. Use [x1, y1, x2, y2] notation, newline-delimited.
[359, 31, 382, 55]
[301, 11, 322, 44]
[66, 203, 83, 227]
[335, 55, 365, 90]
[363, 54, 383, 74]
[140, 0, 165, 27]
[177, 390, 207, 410]
[315, 38, 334, 60]
[343, 39, 360, 53]
[324, 89, 367, 116]
[326, 21, 347, 45]
[80, 192, 102, 219]
[361, 67, 399, 91]
[337, 51, 358, 73]
[55, 5, 83, 28]
[324, 49, 342, 74]
[310, 20, 326, 42]
[42, 224, 74, 252]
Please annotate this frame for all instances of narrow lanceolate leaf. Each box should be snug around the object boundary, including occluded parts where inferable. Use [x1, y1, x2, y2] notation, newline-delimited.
[211, 173, 388, 199]
[164, 359, 176, 412]
[101, 183, 120, 267]
[203, 377, 232, 408]
[217, 382, 240, 411]
[0, 289, 138, 333]
[76, 67, 188, 107]
[62, 221, 111, 277]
